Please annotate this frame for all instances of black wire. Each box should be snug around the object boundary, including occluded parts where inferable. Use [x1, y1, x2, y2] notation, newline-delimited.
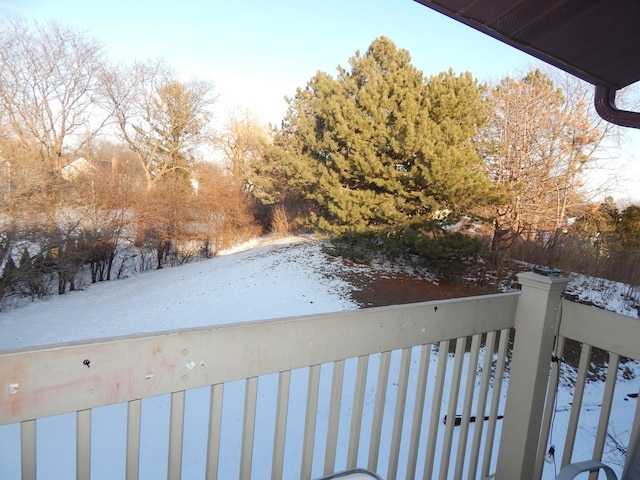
[547, 302, 564, 476]
[548, 350, 561, 476]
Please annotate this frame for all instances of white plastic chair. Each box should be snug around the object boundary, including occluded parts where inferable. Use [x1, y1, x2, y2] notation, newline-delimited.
[313, 468, 383, 480]
[556, 461, 618, 480]
[556, 428, 640, 480]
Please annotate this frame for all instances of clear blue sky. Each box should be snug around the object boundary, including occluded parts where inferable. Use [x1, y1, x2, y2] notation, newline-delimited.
[0, 0, 541, 123]
[1, 0, 638, 200]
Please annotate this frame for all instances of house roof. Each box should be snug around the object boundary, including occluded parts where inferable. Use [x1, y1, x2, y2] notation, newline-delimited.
[61, 157, 93, 180]
[414, 0, 640, 128]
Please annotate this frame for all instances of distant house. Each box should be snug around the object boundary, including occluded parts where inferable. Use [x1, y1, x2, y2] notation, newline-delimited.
[61, 157, 120, 182]
[61, 157, 94, 180]
[62, 157, 200, 192]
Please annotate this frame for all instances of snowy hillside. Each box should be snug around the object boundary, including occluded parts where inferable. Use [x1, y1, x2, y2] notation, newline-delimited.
[0, 236, 359, 350]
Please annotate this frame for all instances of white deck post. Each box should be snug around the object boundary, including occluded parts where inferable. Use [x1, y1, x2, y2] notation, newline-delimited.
[495, 271, 568, 479]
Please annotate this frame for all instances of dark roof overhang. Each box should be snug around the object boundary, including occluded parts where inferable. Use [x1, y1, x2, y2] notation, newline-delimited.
[414, 0, 640, 128]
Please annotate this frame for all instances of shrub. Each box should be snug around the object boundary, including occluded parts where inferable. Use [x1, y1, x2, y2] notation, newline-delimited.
[328, 225, 485, 278]
[270, 205, 290, 236]
[387, 227, 485, 277]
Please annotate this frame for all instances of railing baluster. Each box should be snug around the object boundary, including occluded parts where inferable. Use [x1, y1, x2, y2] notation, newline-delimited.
[347, 355, 369, 469]
[423, 340, 450, 480]
[240, 376, 258, 480]
[301, 364, 321, 480]
[205, 383, 224, 480]
[126, 399, 142, 480]
[467, 331, 497, 480]
[440, 337, 466, 480]
[592, 353, 620, 466]
[534, 335, 566, 478]
[272, 370, 291, 480]
[368, 351, 391, 473]
[629, 382, 640, 473]
[561, 344, 591, 467]
[168, 390, 185, 480]
[481, 328, 509, 479]
[77, 409, 91, 480]
[387, 347, 411, 480]
[454, 334, 482, 480]
[406, 344, 432, 480]
[21, 419, 36, 480]
[324, 360, 345, 476]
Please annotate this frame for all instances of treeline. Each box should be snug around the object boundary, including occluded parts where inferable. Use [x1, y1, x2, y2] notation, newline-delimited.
[511, 199, 640, 286]
[0, 19, 263, 306]
[248, 37, 631, 281]
[0, 21, 634, 308]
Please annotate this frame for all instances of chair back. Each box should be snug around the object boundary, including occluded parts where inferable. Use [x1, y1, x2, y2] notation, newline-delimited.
[623, 427, 640, 480]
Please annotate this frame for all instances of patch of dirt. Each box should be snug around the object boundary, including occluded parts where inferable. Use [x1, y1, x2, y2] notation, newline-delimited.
[342, 270, 504, 307]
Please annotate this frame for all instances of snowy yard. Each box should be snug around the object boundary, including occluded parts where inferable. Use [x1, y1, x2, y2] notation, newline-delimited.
[0, 237, 358, 350]
[0, 236, 638, 479]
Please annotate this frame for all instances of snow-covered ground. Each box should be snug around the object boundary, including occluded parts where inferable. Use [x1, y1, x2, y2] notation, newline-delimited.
[0, 236, 358, 350]
[0, 236, 638, 479]
[565, 273, 640, 319]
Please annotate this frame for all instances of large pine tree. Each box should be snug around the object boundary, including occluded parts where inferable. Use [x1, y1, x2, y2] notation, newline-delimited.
[255, 36, 493, 234]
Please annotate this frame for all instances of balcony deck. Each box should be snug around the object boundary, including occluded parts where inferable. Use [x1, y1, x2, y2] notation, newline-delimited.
[1, 272, 639, 479]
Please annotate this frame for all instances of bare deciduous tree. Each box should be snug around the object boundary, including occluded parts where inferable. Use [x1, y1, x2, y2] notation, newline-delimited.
[103, 60, 216, 190]
[193, 161, 261, 254]
[0, 18, 109, 174]
[482, 68, 616, 261]
[213, 107, 269, 177]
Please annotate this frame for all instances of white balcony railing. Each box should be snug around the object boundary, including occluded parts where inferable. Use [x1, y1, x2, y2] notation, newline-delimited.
[0, 272, 639, 480]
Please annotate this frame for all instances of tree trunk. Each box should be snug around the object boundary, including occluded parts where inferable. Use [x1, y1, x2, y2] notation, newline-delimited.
[58, 274, 66, 295]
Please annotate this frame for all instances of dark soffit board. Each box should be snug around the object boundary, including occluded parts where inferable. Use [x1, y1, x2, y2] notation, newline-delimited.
[414, 0, 640, 91]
